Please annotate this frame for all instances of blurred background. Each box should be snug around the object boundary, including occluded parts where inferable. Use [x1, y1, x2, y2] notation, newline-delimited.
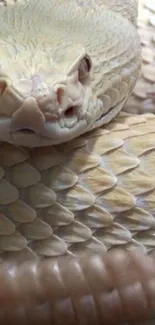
[124, 0, 155, 115]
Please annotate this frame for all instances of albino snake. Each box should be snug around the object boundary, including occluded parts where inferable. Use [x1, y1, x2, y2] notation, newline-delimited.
[0, 0, 155, 324]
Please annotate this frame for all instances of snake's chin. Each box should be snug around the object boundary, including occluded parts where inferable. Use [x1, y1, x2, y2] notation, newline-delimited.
[0, 114, 91, 147]
[0, 98, 125, 147]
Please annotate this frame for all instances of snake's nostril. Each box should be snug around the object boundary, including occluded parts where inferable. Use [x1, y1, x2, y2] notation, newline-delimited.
[64, 106, 75, 118]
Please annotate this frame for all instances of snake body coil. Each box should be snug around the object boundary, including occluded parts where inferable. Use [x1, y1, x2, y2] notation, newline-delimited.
[0, 251, 154, 324]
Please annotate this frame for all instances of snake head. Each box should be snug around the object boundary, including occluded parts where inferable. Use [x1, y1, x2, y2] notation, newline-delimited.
[0, 0, 141, 147]
[0, 45, 98, 147]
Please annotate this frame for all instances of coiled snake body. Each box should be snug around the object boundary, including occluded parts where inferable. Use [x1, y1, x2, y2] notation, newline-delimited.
[0, 0, 155, 323]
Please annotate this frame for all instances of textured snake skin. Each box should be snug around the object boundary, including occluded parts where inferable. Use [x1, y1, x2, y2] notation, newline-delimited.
[0, 111, 155, 266]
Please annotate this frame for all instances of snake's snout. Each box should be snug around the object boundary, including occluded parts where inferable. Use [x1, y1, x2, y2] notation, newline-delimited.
[11, 97, 45, 134]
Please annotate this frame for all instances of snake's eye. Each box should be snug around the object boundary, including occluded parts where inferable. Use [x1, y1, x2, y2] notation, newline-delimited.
[78, 55, 92, 83]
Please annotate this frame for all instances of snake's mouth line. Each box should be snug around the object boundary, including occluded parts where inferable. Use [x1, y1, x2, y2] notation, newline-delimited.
[15, 129, 35, 134]
[96, 97, 126, 123]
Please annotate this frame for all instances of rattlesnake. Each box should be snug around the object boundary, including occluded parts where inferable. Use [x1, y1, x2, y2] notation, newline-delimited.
[0, 0, 141, 146]
[0, 0, 155, 323]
